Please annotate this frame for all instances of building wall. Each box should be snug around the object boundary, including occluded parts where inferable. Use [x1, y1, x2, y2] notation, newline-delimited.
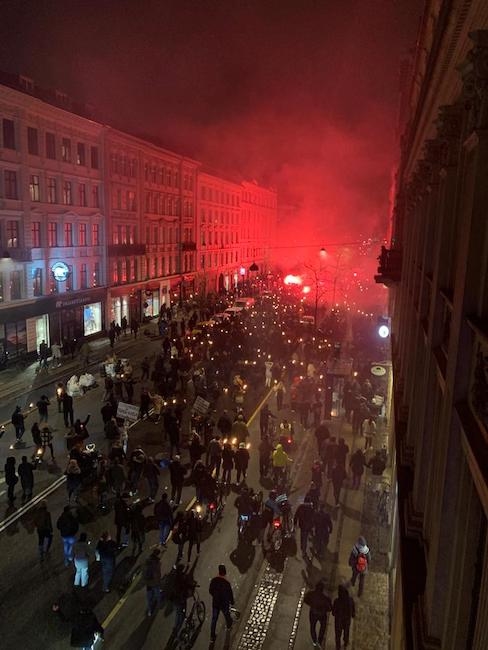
[387, 4, 488, 648]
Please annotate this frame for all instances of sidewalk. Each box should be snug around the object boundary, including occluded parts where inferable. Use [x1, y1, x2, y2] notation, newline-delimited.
[240, 412, 392, 650]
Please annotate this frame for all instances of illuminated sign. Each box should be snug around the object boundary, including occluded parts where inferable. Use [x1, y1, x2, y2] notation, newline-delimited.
[284, 274, 302, 285]
[51, 261, 70, 282]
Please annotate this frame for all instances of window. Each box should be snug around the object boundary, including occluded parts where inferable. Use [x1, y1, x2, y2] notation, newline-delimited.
[92, 185, 100, 208]
[32, 221, 41, 247]
[29, 175, 40, 202]
[80, 263, 87, 289]
[2, 119, 15, 149]
[7, 221, 19, 248]
[48, 222, 58, 247]
[10, 271, 21, 300]
[64, 223, 73, 246]
[27, 127, 39, 155]
[92, 223, 99, 245]
[32, 268, 42, 297]
[90, 146, 99, 169]
[93, 262, 100, 287]
[46, 132, 56, 159]
[4, 170, 18, 199]
[76, 142, 86, 166]
[61, 137, 71, 162]
[47, 177, 57, 203]
[127, 190, 136, 211]
[79, 223, 87, 246]
[78, 183, 87, 206]
[63, 181, 72, 205]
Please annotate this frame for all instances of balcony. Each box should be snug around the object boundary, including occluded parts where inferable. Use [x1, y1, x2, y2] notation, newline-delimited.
[181, 241, 197, 251]
[4, 248, 32, 262]
[108, 244, 146, 256]
[374, 246, 402, 286]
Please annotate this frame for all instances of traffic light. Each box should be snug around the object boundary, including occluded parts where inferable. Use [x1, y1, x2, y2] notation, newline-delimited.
[377, 316, 390, 338]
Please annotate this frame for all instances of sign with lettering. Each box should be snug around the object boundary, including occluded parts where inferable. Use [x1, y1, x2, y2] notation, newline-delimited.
[192, 396, 210, 415]
[116, 402, 140, 422]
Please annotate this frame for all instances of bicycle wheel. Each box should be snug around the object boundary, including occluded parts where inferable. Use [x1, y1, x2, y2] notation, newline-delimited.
[196, 599, 206, 623]
[176, 625, 191, 650]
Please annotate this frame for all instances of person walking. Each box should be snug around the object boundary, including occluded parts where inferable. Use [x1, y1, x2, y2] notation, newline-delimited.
[363, 416, 376, 450]
[335, 438, 349, 468]
[70, 601, 104, 649]
[63, 392, 75, 428]
[332, 584, 355, 649]
[18, 455, 34, 502]
[349, 449, 366, 490]
[154, 493, 173, 546]
[40, 424, 55, 460]
[173, 511, 189, 563]
[231, 414, 249, 445]
[293, 497, 315, 558]
[33, 500, 53, 561]
[209, 564, 234, 641]
[217, 410, 232, 438]
[66, 459, 82, 504]
[143, 456, 160, 502]
[141, 355, 150, 380]
[208, 435, 223, 478]
[348, 535, 371, 597]
[96, 531, 118, 592]
[57, 505, 79, 566]
[171, 563, 195, 634]
[330, 461, 348, 507]
[143, 548, 162, 617]
[186, 508, 202, 564]
[130, 502, 146, 555]
[274, 379, 286, 411]
[304, 579, 333, 648]
[139, 388, 151, 420]
[169, 455, 186, 505]
[221, 442, 235, 485]
[36, 395, 50, 423]
[235, 442, 250, 484]
[39, 339, 49, 368]
[114, 495, 131, 547]
[4, 456, 18, 503]
[313, 503, 333, 558]
[51, 341, 62, 367]
[121, 315, 128, 336]
[11, 406, 25, 441]
[130, 320, 139, 339]
[73, 532, 91, 587]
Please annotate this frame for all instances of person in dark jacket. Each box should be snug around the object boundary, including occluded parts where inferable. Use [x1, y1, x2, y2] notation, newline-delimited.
[36, 395, 50, 423]
[314, 503, 333, 558]
[33, 499, 53, 560]
[11, 406, 25, 440]
[189, 432, 205, 467]
[70, 602, 104, 648]
[154, 493, 173, 545]
[63, 393, 75, 428]
[31, 421, 42, 448]
[96, 531, 118, 592]
[143, 456, 160, 501]
[100, 400, 114, 425]
[130, 503, 146, 555]
[221, 443, 235, 485]
[143, 548, 162, 617]
[169, 455, 186, 505]
[235, 443, 250, 484]
[331, 461, 348, 507]
[18, 455, 34, 502]
[335, 438, 349, 468]
[186, 508, 203, 564]
[171, 563, 196, 633]
[332, 584, 355, 649]
[349, 448, 366, 489]
[304, 579, 332, 647]
[321, 436, 338, 478]
[139, 388, 151, 420]
[209, 564, 234, 641]
[293, 498, 315, 557]
[217, 411, 232, 437]
[4, 456, 18, 503]
[73, 415, 90, 439]
[56, 505, 79, 566]
[114, 495, 131, 547]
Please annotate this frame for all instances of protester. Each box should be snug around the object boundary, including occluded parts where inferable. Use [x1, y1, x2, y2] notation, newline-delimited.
[40, 424, 55, 460]
[348, 535, 371, 597]
[56, 505, 79, 566]
[70, 600, 104, 648]
[314, 503, 333, 558]
[235, 442, 250, 484]
[154, 492, 173, 546]
[293, 497, 315, 557]
[169, 455, 186, 505]
[143, 548, 162, 617]
[66, 459, 82, 504]
[332, 584, 355, 649]
[18, 455, 34, 502]
[304, 579, 332, 648]
[33, 500, 53, 561]
[11, 406, 25, 441]
[96, 531, 118, 592]
[209, 564, 234, 641]
[73, 532, 92, 588]
[36, 394, 51, 422]
[4, 456, 18, 503]
[349, 448, 366, 489]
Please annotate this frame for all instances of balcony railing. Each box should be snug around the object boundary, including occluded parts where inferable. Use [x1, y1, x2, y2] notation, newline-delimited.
[108, 244, 146, 256]
[374, 246, 402, 285]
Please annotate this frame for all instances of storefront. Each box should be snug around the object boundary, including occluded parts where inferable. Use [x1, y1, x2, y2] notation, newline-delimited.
[49, 288, 107, 345]
[143, 283, 161, 319]
[0, 297, 54, 365]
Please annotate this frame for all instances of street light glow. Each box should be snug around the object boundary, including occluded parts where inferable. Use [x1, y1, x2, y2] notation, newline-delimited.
[284, 274, 302, 285]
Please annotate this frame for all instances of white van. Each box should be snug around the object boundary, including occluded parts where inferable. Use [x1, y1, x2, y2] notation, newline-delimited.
[234, 297, 255, 310]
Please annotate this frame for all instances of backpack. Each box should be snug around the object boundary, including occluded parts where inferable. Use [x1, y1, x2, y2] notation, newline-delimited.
[356, 552, 368, 573]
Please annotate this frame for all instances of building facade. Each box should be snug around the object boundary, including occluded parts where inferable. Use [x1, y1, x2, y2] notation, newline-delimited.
[0, 74, 278, 362]
[0, 79, 105, 361]
[377, 3, 488, 648]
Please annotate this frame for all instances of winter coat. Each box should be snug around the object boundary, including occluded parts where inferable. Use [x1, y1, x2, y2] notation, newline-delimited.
[33, 505, 52, 533]
[231, 419, 249, 442]
[349, 539, 371, 572]
[235, 448, 250, 470]
[222, 446, 235, 470]
[143, 554, 161, 588]
[18, 460, 34, 487]
[70, 611, 103, 648]
[304, 586, 332, 618]
[272, 444, 291, 468]
[349, 450, 366, 475]
[57, 511, 79, 537]
[332, 585, 355, 624]
[293, 502, 315, 531]
[114, 498, 131, 527]
[154, 499, 173, 524]
[209, 575, 234, 608]
[169, 459, 186, 485]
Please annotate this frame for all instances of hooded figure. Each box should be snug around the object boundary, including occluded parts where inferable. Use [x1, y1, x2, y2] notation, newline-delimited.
[272, 443, 292, 468]
[332, 584, 355, 649]
[348, 536, 371, 597]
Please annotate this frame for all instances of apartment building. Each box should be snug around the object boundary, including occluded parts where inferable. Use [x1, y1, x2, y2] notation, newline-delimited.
[0, 76, 104, 360]
[376, 4, 488, 648]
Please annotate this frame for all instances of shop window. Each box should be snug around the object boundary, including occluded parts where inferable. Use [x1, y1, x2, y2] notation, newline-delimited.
[10, 270, 22, 299]
[32, 268, 42, 296]
[7, 220, 19, 248]
[84, 303, 102, 335]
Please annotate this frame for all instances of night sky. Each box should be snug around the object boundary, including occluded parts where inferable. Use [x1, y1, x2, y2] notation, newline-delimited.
[0, 0, 422, 302]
